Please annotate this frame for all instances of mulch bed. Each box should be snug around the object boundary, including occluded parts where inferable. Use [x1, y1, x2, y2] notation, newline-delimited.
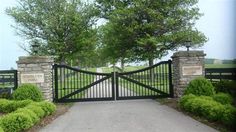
[156, 98, 235, 132]
[26, 103, 73, 132]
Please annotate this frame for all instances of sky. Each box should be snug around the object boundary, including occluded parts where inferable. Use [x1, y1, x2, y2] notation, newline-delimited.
[0, 0, 236, 69]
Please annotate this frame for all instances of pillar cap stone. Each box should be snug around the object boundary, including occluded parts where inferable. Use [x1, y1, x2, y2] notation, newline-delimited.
[171, 50, 206, 58]
[17, 56, 54, 64]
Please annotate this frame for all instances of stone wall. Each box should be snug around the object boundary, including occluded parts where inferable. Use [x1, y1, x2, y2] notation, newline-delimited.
[171, 51, 205, 98]
[17, 56, 54, 101]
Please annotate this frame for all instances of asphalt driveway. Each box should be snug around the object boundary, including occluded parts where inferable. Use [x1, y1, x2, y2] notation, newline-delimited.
[40, 99, 217, 132]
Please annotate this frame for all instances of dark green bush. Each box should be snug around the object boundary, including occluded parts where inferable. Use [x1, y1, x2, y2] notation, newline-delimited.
[0, 99, 32, 113]
[1, 113, 33, 132]
[184, 77, 215, 96]
[213, 92, 233, 105]
[221, 104, 236, 126]
[214, 80, 236, 97]
[0, 126, 3, 132]
[14, 108, 40, 124]
[34, 101, 56, 116]
[12, 84, 43, 101]
[179, 95, 236, 126]
[25, 104, 45, 118]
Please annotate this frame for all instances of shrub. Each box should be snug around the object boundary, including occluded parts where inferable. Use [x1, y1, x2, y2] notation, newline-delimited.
[14, 108, 40, 124]
[0, 127, 3, 132]
[221, 104, 236, 126]
[0, 99, 32, 113]
[214, 80, 236, 97]
[12, 84, 43, 101]
[184, 77, 215, 96]
[34, 101, 56, 116]
[1, 113, 33, 132]
[213, 92, 233, 105]
[179, 94, 196, 108]
[179, 95, 236, 126]
[24, 104, 45, 118]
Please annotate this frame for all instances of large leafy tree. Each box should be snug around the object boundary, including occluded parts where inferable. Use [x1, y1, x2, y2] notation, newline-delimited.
[6, 0, 99, 63]
[96, 0, 207, 66]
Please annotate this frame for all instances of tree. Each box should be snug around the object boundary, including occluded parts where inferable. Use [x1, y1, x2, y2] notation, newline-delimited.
[6, 0, 99, 63]
[96, 0, 207, 66]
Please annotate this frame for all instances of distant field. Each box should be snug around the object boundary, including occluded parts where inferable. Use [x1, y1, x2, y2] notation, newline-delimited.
[205, 64, 236, 68]
[101, 66, 146, 73]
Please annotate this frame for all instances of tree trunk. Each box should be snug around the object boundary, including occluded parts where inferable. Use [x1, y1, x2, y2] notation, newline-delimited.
[148, 58, 154, 83]
[121, 58, 125, 72]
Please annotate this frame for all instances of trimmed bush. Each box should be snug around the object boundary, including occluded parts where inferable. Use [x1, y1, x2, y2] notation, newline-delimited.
[184, 77, 215, 96]
[179, 95, 236, 126]
[14, 108, 40, 123]
[0, 99, 33, 113]
[24, 104, 45, 118]
[34, 101, 56, 116]
[1, 113, 33, 132]
[213, 80, 236, 97]
[0, 127, 3, 132]
[12, 84, 43, 101]
[221, 104, 236, 126]
[213, 92, 233, 105]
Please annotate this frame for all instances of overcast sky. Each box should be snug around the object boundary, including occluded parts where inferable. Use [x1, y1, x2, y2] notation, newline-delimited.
[0, 0, 236, 69]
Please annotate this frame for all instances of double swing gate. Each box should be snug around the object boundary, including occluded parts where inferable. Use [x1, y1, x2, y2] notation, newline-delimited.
[53, 60, 173, 102]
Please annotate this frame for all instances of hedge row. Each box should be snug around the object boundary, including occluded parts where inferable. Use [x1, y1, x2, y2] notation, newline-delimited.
[179, 94, 236, 126]
[0, 101, 56, 132]
[0, 99, 33, 113]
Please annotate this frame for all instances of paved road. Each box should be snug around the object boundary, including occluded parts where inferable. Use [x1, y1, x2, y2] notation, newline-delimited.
[86, 68, 137, 98]
[40, 99, 217, 132]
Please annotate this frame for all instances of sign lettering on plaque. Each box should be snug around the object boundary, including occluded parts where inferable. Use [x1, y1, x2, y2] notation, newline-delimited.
[182, 66, 202, 76]
[21, 73, 44, 83]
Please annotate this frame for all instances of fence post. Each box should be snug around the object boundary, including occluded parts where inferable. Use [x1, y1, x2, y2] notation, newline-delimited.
[171, 51, 206, 98]
[168, 60, 174, 98]
[17, 56, 54, 102]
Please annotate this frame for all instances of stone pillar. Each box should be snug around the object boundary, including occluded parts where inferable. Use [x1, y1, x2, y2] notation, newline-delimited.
[171, 51, 205, 98]
[17, 56, 54, 101]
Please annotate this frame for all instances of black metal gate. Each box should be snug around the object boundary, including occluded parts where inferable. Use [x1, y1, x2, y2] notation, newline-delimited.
[53, 65, 115, 102]
[116, 60, 173, 100]
[53, 60, 173, 102]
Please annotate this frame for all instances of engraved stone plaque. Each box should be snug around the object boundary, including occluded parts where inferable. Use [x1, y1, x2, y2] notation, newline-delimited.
[182, 66, 202, 76]
[21, 73, 44, 83]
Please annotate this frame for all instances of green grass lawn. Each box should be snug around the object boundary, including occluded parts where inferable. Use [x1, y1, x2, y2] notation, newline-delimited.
[205, 64, 236, 68]
[101, 66, 146, 73]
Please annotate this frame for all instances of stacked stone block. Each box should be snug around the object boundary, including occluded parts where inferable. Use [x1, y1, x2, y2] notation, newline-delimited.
[17, 56, 54, 101]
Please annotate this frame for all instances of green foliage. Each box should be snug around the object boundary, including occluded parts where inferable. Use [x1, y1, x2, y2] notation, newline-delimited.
[184, 77, 215, 96]
[13, 84, 43, 101]
[96, 0, 207, 66]
[221, 105, 236, 126]
[6, 0, 99, 63]
[213, 80, 236, 97]
[213, 93, 233, 105]
[0, 113, 33, 132]
[14, 108, 40, 124]
[0, 127, 3, 132]
[0, 99, 32, 113]
[24, 104, 45, 118]
[34, 101, 56, 116]
[179, 95, 236, 126]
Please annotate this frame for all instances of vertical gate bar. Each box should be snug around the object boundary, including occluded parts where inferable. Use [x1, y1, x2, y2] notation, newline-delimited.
[76, 71, 78, 99]
[165, 63, 168, 94]
[53, 64, 58, 101]
[168, 60, 173, 97]
[90, 74, 92, 98]
[111, 72, 115, 100]
[79, 72, 82, 98]
[161, 64, 164, 94]
[13, 70, 18, 90]
[163, 64, 166, 94]
[116, 73, 119, 99]
[101, 75, 104, 98]
[86, 74, 88, 99]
